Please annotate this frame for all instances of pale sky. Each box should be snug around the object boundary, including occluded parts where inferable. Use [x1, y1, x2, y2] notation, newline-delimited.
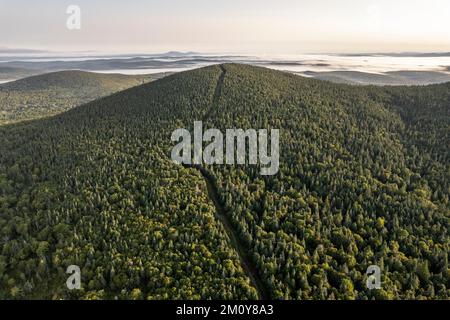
[0, 0, 449, 54]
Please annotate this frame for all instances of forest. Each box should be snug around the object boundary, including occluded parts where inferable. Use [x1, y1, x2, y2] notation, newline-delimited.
[0, 70, 162, 125]
[0, 64, 448, 300]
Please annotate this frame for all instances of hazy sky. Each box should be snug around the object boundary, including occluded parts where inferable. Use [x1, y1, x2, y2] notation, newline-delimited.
[1, 0, 449, 53]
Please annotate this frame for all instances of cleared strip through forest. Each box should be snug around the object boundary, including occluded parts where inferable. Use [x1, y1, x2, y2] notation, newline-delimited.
[189, 65, 269, 300]
[202, 65, 227, 122]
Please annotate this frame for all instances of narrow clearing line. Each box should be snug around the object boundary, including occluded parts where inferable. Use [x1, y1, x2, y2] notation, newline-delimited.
[202, 65, 227, 122]
[194, 165, 269, 300]
[188, 65, 269, 300]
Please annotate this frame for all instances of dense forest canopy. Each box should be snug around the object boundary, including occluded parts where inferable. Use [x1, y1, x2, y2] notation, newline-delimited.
[0, 70, 162, 125]
[0, 64, 448, 300]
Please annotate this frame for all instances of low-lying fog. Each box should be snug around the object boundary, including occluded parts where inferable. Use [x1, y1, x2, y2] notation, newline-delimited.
[1, 52, 449, 85]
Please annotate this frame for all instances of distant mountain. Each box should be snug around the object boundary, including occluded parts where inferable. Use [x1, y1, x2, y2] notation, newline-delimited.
[303, 70, 450, 86]
[162, 51, 200, 56]
[302, 71, 395, 85]
[1, 56, 200, 74]
[0, 46, 48, 54]
[0, 70, 166, 124]
[0, 64, 448, 300]
[0, 66, 40, 81]
[336, 52, 450, 57]
[1, 52, 449, 86]
[1, 70, 152, 91]
[387, 70, 450, 84]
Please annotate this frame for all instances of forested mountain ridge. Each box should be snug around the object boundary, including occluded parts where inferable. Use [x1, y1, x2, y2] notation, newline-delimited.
[0, 64, 448, 300]
[0, 70, 164, 125]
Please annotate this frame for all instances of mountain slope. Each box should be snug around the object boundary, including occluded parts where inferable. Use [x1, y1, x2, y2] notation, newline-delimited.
[0, 64, 448, 300]
[0, 70, 166, 124]
[203, 64, 449, 299]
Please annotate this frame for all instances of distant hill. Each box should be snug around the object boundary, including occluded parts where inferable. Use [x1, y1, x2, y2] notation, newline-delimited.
[0, 46, 47, 54]
[0, 66, 40, 81]
[302, 70, 450, 86]
[0, 70, 168, 124]
[1, 70, 154, 91]
[0, 64, 448, 300]
[162, 51, 200, 57]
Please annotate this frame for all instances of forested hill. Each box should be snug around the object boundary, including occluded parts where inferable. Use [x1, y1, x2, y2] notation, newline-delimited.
[1, 70, 155, 91]
[0, 70, 161, 124]
[0, 64, 448, 300]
